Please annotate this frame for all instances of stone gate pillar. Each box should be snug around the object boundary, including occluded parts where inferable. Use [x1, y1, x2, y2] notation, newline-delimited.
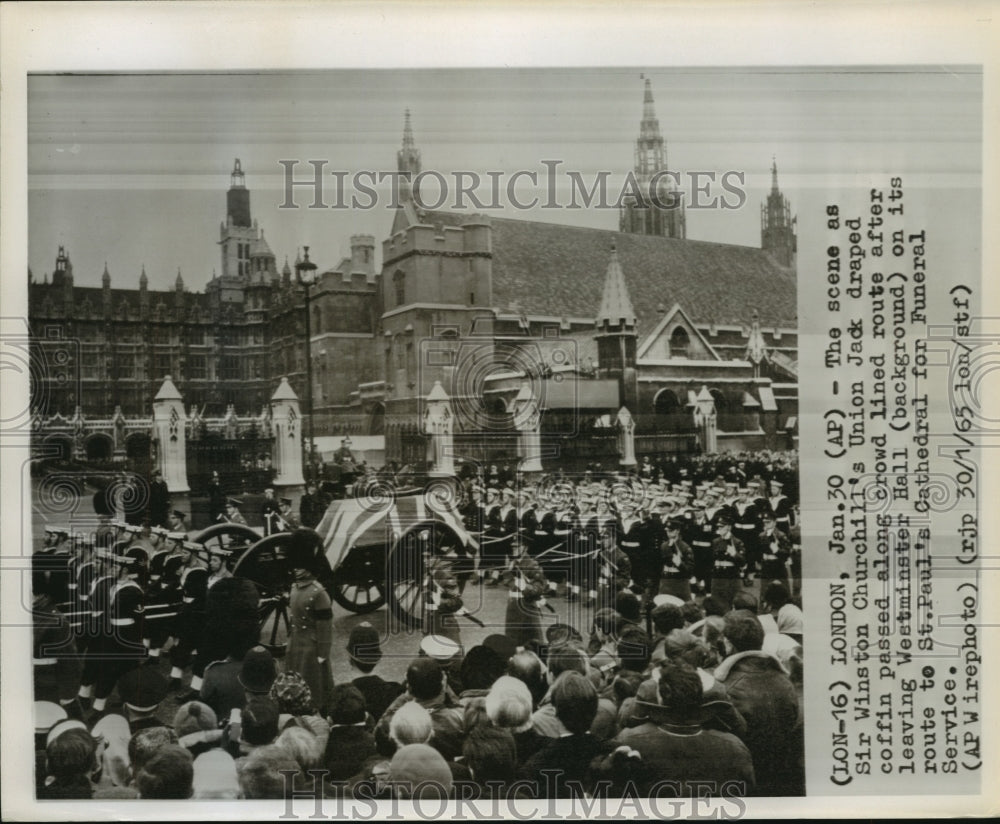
[616, 406, 637, 467]
[694, 385, 718, 454]
[513, 382, 543, 473]
[152, 375, 190, 492]
[270, 377, 305, 487]
[423, 381, 455, 477]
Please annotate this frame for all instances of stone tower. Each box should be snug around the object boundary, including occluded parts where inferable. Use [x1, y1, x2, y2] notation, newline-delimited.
[595, 242, 638, 410]
[760, 157, 797, 268]
[397, 109, 422, 203]
[619, 78, 686, 240]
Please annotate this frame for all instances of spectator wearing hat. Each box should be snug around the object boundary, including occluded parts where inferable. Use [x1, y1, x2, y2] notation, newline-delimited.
[711, 515, 747, 609]
[658, 517, 694, 602]
[323, 683, 378, 783]
[192, 749, 241, 799]
[117, 666, 170, 734]
[286, 530, 335, 715]
[134, 744, 194, 799]
[374, 657, 464, 761]
[39, 726, 100, 799]
[485, 676, 547, 765]
[127, 725, 179, 787]
[388, 743, 453, 800]
[612, 660, 755, 797]
[763, 581, 803, 646]
[715, 612, 802, 796]
[347, 622, 404, 723]
[237, 645, 278, 701]
[173, 701, 222, 757]
[237, 743, 301, 799]
[518, 671, 612, 798]
[223, 498, 248, 526]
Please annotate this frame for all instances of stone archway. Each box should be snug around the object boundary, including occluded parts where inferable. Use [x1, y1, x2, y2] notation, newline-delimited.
[85, 432, 113, 462]
[42, 433, 73, 462]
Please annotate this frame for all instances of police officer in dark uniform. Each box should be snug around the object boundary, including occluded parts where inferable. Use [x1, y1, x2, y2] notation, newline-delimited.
[686, 500, 715, 595]
[710, 514, 747, 609]
[731, 487, 762, 585]
[658, 516, 694, 602]
[758, 511, 792, 586]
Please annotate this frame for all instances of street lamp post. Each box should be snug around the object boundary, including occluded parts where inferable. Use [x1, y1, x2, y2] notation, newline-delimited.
[296, 246, 318, 480]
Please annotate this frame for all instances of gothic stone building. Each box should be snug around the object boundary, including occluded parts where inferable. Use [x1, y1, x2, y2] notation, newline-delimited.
[29, 81, 797, 471]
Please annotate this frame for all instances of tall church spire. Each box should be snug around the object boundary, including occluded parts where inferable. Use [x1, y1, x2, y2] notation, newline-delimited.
[761, 156, 797, 268]
[620, 77, 685, 240]
[397, 109, 422, 202]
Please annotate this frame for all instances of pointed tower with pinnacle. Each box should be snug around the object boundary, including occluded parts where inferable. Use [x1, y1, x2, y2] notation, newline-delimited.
[219, 158, 258, 281]
[620, 78, 686, 240]
[595, 242, 639, 409]
[761, 157, 797, 268]
[397, 109, 422, 203]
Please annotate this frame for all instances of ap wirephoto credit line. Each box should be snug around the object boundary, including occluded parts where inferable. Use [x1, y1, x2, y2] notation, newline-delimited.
[1, 6, 995, 817]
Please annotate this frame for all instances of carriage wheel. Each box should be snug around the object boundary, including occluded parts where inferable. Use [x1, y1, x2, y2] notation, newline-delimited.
[385, 519, 468, 629]
[192, 522, 260, 567]
[328, 547, 387, 615]
[230, 531, 326, 657]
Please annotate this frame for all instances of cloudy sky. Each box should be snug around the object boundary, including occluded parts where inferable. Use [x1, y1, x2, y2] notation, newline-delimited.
[28, 67, 981, 291]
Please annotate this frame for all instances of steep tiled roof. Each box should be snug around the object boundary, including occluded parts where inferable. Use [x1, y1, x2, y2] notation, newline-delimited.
[442, 213, 797, 334]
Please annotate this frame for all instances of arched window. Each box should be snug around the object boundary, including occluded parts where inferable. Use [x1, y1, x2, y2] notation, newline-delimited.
[654, 388, 681, 415]
[670, 326, 690, 358]
[393, 271, 405, 307]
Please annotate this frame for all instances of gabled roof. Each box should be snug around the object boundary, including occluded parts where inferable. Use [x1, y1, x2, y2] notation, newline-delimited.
[417, 212, 797, 335]
[636, 302, 720, 361]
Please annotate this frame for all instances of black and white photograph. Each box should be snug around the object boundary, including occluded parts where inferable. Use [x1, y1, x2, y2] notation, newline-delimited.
[1, 2, 996, 820]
